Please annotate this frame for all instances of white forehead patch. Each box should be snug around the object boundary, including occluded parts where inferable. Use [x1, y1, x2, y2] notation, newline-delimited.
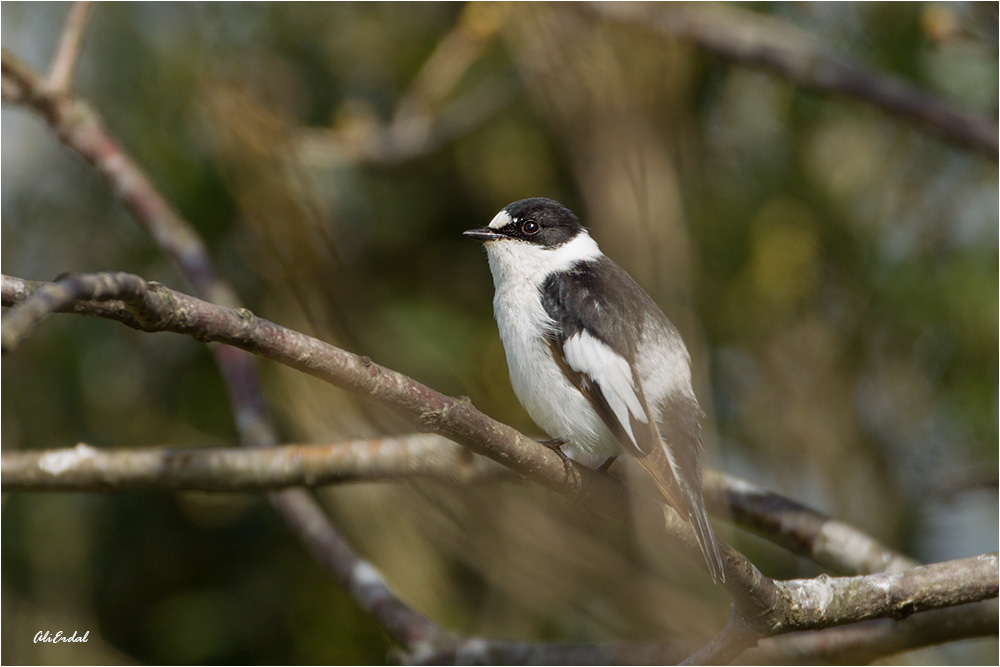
[488, 209, 513, 230]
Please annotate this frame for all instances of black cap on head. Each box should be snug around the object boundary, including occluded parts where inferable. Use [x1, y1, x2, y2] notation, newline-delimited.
[464, 197, 584, 248]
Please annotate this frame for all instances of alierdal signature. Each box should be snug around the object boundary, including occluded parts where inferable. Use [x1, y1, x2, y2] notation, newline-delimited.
[34, 630, 90, 644]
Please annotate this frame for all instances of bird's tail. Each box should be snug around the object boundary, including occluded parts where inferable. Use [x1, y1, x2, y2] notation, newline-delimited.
[635, 445, 726, 584]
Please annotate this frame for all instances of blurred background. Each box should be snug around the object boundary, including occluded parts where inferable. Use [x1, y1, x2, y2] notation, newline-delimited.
[2, 2, 997, 664]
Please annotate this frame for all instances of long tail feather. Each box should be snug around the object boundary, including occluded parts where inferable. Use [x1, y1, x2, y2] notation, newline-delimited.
[636, 447, 726, 583]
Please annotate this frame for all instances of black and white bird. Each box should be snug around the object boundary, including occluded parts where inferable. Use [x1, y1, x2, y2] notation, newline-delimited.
[465, 197, 725, 583]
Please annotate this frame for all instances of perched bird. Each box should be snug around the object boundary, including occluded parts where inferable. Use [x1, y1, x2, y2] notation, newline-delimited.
[464, 197, 725, 583]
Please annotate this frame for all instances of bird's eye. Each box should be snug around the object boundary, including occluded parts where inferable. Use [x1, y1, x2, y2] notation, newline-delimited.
[522, 220, 539, 235]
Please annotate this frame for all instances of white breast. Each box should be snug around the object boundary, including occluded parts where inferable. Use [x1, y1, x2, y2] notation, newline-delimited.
[484, 233, 620, 464]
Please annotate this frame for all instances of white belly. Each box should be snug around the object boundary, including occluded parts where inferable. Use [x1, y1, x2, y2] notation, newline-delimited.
[492, 281, 620, 465]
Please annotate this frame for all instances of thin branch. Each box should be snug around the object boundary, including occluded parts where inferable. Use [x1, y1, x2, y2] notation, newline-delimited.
[45, 1, 95, 95]
[704, 470, 918, 575]
[269, 487, 451, 650]
[2, 272, 157, 349]
[586, 3, 998, 158]
[1, 48, 232, 305]
[1, 436, 508, 491]
[775, 553, 997, 630]
[407, 601, 999, 665]
[0, 424, 908, 577]
[741, 600, 999, 665]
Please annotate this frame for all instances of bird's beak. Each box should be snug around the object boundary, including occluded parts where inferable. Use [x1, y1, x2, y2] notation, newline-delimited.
[463, 228, 503, 242]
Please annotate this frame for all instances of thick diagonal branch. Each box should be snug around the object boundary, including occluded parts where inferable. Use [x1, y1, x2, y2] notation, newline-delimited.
[5, 272, 998, 638]
[0, 271, 777, 618]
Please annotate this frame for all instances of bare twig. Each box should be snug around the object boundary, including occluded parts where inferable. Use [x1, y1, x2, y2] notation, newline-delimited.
[2, 272, 158, 350]
[586, 3, 998, 158]
[1, 48, 233, 306]
[1, 436, 507, 491]
[704, 470, 918, 575]
[45, 1, 95, 95]
[775, 553, 997, 630]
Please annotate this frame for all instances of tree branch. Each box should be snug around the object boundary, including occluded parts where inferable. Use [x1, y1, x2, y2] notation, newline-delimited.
[407, 601, 999, 665]
[1, 48, 232, 305]
[2, 46, 448, 653]
[703, 470, 918, 575]
[586, 3, 998, 158]
[4, 271, 996, 645]
[779, 553, 996, 629]
[1, 436, 508, 492]
[0, 424, 909, 577]
[741, 600, 998, 665]
[268, 487, 452, 651]
[1, 272, 763, 599]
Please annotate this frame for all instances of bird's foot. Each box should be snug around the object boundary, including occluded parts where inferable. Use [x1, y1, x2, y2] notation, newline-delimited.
[539, 437, 568, 451]
[538, 438, 574, 474]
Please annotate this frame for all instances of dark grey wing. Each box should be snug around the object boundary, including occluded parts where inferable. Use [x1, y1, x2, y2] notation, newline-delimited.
[542, 257, 726, 583]
[540, 258, 661, 457]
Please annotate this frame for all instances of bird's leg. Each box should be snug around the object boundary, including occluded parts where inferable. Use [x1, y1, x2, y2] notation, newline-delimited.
[538, 438, 574, 474]
[539, 437, 568, 451]
[596, 456, 618, 474]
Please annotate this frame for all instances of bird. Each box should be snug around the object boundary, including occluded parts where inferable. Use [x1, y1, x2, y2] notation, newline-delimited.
[464, 197, 725, 583]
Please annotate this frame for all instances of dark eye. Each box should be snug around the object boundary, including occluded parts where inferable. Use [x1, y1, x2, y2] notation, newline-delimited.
[522, 219, 539, 234]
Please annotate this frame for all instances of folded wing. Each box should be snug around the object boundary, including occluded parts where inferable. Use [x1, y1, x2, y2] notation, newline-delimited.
[541, 259, 726, 583]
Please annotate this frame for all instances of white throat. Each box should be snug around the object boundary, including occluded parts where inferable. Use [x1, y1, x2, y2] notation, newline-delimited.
[481, 229, 616, 462]
[483, 231, 602, 292]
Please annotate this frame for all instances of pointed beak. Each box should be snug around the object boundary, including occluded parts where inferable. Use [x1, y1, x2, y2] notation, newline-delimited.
[463, 228, 503, 242]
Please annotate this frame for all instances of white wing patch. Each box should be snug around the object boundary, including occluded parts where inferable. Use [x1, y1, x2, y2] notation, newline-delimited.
[562, 330, 649, 449]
